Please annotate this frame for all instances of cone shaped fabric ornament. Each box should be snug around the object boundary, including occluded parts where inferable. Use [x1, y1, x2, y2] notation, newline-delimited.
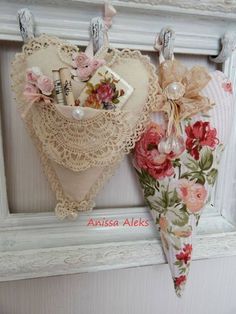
[11, 33, 158, 219]
[133, 59, 234, 296]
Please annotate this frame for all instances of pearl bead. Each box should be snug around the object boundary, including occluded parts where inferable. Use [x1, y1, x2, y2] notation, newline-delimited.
[158, 137, 172, 154]
[164, 82, 185, 100]
[158, 136, 184, 155]
[72, 107, 85, 120]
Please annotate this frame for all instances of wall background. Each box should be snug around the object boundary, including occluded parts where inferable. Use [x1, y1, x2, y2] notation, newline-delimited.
[1, 256, 236, 314]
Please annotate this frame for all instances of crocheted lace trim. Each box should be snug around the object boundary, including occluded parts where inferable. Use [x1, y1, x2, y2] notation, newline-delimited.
[32, 103, 142, 171]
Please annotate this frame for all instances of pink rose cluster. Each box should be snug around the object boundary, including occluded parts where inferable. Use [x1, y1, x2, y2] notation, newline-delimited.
[134, 123, 184, 180]
[177, 178, 207, 213]
[71, 52, 105, 81]
[23, 67, 54, 103]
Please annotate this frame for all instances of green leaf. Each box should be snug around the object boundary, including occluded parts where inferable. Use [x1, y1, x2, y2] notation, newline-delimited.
[174, 260, 183, 267]
[179, 267, 187, 274]
[146, 199, 165, 213]
[180, 172, 190, 179]
[199, 148, 213, 171]
[172, 243, 181, 251]
[172, 158, 181, 168]
[144, 186, 155, 198]
[86, 82, 94, 90]
[185, 158, 199, 171]
[155, 199, 167, 209]
[206, 168, 218, 186]
[168, 189, 180, 207]
[155, 181, 160, 190]
[94, 84, 100, 90]
[110, 83, 116, 91]
[195, 213, 201, 226]
[113, 90, 119, 99]
[161, 190, 169, 208]
[112, 98, 120, 104]
[135, 169, 157, 198]
[171, 205, 189, 227]
[191, 172, 206, 185]
[142, 169, 156, 186]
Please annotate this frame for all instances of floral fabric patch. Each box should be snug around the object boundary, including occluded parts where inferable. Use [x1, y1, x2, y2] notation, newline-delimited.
[78, 66, 134, 110]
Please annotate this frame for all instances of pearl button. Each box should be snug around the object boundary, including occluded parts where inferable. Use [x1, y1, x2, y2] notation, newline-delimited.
[164, 82, 185, 100]
[72, 107, 85, 120]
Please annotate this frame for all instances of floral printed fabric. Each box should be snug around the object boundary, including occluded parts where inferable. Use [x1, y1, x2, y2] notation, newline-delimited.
[133, 115, 223, 297]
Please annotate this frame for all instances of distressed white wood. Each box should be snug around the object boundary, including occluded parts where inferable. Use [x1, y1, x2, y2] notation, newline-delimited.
[1, 257, 236, 314]
[0, 257, 236, 314]
[1, 0, 236, 55]
[215, 50, 236, 224]
[0, 0, 236, 283]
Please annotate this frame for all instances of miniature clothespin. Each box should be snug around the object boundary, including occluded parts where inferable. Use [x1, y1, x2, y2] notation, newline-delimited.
[154, 26, 175, 62]
[88, 1, 117, 55]
[210, 31, 236, 63]
[17, 8, 35, 43]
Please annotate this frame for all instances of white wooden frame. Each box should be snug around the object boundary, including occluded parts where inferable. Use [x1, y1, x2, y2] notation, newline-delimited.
[0, 0, 236, 282]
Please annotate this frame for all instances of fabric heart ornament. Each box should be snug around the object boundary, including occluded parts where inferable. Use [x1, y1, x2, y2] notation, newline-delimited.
[12, 34, 158, 219]
[133, 59, 234, 296]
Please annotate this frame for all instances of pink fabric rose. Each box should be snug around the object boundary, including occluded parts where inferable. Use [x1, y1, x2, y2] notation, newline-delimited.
[77, 67, 93, 81]
[72, 52, 105, 81]
[134, 123, 175, 180]
[72, 52, 90, 68]
[37, 75, 54, 96]
[23, 83, 40, 102]
[26, 67, 42, 83]
[96, 83, 114, 102]
[91, 58, 105, 70]
[222, 81, 233, 94]
[177, 179, 207, 213]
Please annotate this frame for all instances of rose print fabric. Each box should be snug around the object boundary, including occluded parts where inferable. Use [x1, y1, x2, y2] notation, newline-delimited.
[133, 66, 234, 297]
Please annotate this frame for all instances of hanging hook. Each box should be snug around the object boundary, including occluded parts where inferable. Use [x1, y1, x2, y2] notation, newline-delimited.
[210, 31, 236, 63]
[154, 26, 175, 62]
[17, 8, 35, 43]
